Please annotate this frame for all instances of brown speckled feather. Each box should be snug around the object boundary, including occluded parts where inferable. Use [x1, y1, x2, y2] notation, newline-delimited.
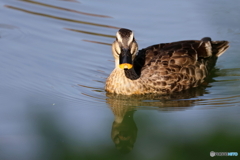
[132, 38, 228, 94]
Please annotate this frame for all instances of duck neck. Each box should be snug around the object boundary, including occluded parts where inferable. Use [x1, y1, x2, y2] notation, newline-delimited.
[124, 68, 140, 80]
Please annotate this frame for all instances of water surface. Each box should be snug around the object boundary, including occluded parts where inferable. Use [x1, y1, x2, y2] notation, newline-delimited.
[1, 0, 240, 159]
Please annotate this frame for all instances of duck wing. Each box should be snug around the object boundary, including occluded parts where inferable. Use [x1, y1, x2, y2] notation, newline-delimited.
[133, 38, 229, 93]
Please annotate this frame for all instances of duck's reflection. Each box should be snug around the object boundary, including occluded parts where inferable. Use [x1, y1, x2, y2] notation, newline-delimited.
[106, 84, 210, 153]
[111, 110, 137, 153]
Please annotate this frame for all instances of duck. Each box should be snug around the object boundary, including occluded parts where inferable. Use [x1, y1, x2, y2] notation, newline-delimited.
[105, 28, 229, 95]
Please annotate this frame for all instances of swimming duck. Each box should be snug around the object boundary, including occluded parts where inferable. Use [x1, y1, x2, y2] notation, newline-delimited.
[105, 28, 229, 95]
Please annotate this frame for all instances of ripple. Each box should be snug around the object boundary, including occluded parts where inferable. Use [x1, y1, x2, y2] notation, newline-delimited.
[0, 23, 27, 40]
[82, 40, 111, 46]
[5, 5, 118, 29]
[216, 68, 240, 77]
[196, 95, 240, 107]
[65, 28, 116, 38]
[20, 0, 111, 18]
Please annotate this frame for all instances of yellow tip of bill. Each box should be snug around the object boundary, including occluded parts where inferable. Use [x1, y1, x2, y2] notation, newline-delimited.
[119, 63, 133, 69]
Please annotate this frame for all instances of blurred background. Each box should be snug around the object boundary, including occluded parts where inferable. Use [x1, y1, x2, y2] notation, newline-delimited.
[0, 0, 240, 159]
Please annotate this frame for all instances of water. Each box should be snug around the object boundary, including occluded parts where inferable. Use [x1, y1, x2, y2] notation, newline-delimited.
[1, 0, 240, 159]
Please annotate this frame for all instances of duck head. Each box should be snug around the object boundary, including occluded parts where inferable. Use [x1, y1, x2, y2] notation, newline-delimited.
[112, 28, 138, 70]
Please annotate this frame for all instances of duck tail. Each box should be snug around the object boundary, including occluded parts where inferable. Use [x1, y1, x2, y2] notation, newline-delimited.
[201, 37, 229, 57]
[211, 40, 229, 57]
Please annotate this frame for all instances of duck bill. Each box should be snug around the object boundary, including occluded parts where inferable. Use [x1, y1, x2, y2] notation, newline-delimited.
[119, 48, 133, 70]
